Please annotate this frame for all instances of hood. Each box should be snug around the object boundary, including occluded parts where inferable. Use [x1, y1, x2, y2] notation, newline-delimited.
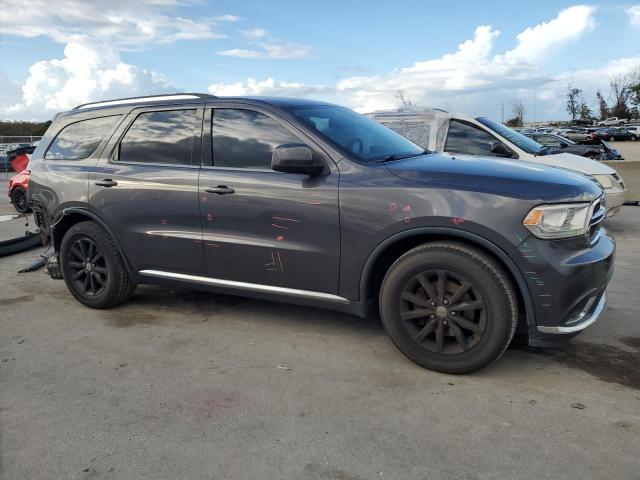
[385, 153, 602, 203]
[531, 152, 616, 175]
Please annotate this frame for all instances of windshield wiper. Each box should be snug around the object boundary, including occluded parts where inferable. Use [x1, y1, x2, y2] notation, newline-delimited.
[372, 149, 430, 163]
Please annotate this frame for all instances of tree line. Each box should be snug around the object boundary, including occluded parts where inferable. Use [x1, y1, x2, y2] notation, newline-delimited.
[0, 120, 52, 137]
[566, 68, 640, 122]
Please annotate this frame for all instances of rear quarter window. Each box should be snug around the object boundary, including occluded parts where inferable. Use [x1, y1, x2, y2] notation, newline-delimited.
[45, 115, 120, 160]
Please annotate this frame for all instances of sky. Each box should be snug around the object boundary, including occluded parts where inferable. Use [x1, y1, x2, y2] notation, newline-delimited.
[0, 0, 639, 121]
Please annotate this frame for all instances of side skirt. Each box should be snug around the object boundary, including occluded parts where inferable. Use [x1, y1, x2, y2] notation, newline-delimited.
[138, 269, 368, 317]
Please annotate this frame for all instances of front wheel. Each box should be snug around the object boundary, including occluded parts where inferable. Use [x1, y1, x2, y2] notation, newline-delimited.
[60, 221, 136, 309]
[379, 242, 518, 374]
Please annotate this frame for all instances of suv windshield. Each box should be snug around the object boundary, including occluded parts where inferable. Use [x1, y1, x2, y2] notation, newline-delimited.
[476, 117, 545, 155]
[287, 105, 425, 162]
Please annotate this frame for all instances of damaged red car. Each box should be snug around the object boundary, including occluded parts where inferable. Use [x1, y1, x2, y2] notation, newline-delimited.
[6, 145, 35, 213]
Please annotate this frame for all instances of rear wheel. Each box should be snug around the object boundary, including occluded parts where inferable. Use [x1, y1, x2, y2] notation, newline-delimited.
[10, 187, 30, 213]
[60, 221, 135, 309]
[379, 242, 518, 373]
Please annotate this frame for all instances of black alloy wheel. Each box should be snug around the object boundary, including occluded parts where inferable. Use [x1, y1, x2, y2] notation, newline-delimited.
[399, 269, 486, 355]
[60, 221, 136, 308]
[67, 237, 109, 297]
[10, 187, 30, 213]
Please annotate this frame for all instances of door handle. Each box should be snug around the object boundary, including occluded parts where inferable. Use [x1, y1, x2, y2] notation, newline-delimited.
[95, 179, 118, 188]
[205, 185, 235, 195]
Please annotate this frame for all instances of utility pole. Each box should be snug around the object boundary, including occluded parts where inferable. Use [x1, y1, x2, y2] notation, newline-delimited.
[501, 103, 504, 124]
[533, 90, 537, 123]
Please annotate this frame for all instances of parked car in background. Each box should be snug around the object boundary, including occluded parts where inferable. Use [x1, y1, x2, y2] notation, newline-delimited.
[369, 107, 627, 216]
[524, 132, 622, 161]
[8, 170, 31, 213]
[27, 94, 615, 374]
[598, 117, 628, 126]
[5, 145, 35, 213]
[624, 125, 639, 136]
[591, 127, 637, 142]
[556, 128, 591, 142]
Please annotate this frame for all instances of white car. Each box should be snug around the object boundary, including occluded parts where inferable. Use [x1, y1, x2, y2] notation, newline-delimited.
[598, 117, 627, 126]
[368, 107, 627, 217]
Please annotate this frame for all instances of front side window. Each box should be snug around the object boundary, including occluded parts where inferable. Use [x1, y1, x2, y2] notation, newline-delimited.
[536, 135, 562, 147]
[287, 105, 424, 162]
[211, 109, 301, 169]
[445, 120, 506, 156]
[476, 117, 544, 155]
[46, 116, 120, 160]
[117, 109, 197, 165]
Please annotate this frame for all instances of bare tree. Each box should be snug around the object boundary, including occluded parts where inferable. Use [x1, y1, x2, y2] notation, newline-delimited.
[395, 89, 414, 107]
[607, 68, 640, 118]
[596, 91, 609, 120]
[511, 100, 526, 126]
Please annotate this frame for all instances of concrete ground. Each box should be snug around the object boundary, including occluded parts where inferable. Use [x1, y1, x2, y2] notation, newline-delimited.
[611, 140, 640, 161]
[1, 203, 639, 480]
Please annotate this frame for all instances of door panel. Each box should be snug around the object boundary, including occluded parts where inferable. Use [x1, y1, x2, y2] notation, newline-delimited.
[199, 106, 340, 294]
[89, 107, 205, 275]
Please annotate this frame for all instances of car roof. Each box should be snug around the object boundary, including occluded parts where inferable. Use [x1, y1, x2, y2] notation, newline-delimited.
[61, 94, 339, 118]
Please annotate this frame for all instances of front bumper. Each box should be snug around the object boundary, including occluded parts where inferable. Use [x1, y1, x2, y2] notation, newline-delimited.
[604, 189, 626, 217]
[511, 228, 615, 347]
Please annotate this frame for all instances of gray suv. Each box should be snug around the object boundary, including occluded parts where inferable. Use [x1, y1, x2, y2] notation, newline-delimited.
[27, 94, 614, 373]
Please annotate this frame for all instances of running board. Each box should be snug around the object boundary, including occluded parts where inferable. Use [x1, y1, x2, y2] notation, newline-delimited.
[138, 269, 351, 304]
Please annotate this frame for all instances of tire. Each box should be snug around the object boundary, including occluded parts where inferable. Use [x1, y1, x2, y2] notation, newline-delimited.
[632, 135, 637, 141]
[10, 187, 31, 213]
[60, 221, 136, 309]
[379, 242, 518, 374]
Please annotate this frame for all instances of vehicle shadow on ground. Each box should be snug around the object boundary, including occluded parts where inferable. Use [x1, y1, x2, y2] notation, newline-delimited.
[511, 340, 640, 390]
[104, 285, 640, 386]
[109, 285, 386, 337]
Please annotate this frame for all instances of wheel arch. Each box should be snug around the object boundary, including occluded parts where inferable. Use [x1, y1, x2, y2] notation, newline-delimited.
[359, 228, 535, 329]
[51, 207, 134, 275]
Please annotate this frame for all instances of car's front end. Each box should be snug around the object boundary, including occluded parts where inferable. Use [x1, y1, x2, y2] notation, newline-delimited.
[509, 196, 614, 345]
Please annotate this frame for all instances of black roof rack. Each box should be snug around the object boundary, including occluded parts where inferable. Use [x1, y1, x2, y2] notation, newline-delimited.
[72, 93, 216, 110]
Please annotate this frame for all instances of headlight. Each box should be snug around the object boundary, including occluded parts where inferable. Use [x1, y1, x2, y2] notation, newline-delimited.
[523, 203, 591, 239]
[593, 174, 622, 192]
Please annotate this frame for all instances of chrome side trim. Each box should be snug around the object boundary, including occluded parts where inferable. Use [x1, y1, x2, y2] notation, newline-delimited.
[139, 269, 351, 304]
[537, 293, 606, 334]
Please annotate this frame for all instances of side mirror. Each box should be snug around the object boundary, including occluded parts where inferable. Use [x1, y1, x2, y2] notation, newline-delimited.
[559, 142, 568, 148]
[490, 142, 513, 158]
[272, 144, 324, 176]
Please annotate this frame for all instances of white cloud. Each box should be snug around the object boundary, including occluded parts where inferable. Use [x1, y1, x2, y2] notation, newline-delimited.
[504, 5, 596, 63]
[208, 77, 329, 97]
[241, 28, 268, 39]
[5, 42, 174, 119]
[0, 0, 238, 119]
[627, 5, 640, 27]
[0, 0, 237, 46]
[208, 5, 613, 118]
[217, 42, 313, 59]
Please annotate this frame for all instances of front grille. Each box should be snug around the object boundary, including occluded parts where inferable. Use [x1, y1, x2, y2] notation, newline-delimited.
[589, 197, 606, 238]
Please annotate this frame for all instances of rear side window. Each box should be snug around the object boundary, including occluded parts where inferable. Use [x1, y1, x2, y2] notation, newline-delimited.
[45, 116, 120, 160]
[211, 109, 300, 169]
[117, 109, 197, 165]
[444, 120, 502, 157]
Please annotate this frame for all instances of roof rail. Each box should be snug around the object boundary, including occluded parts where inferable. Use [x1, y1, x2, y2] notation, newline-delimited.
[73, 93, 216, 110]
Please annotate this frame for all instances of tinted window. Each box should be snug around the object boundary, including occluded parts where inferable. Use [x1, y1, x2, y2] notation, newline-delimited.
[46, 116, 119, 160]
[288, 105, 424, 162]
[211, 109, 300, 169]
[476, 117, 544, 155]
[118, 110, 196, 165]
[536, 135, 562, 147]
[445, 120, 506, 156]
